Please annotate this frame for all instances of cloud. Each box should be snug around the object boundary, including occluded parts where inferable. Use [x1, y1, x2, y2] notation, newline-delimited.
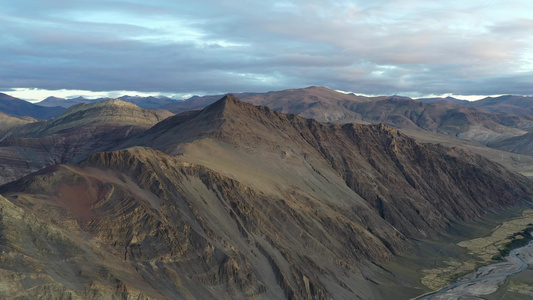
[1, 0, 533, 97]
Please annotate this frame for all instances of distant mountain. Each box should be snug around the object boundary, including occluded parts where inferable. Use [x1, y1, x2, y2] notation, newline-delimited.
[0, 93, 66, 119]
[118, 95, 177, 109]
[160, 92, 259, 113]
[0, 95, 531, 299]
[416, 96, 470, 105]
[468, 95, 533, 115]
[243, 86, 372, 122]
[37, 96, 97, 108]
[162, 86, 372, 123]
[37, 95, 177, 109]
[421, 94, 533, 116]
[161, 87, 533, 145]
[0, 99, 173, 184]
[352, 97, 533, 144]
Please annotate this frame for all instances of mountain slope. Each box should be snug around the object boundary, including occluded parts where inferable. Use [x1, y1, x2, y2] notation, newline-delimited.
[0, 148, 407, 299]
[488, 131, 533, 155]
[0, 99, 172, 184]
[0, 111, 37, 135]
[36, 96, 97, 108]
[126, 95, 532, 239]
[0, 95, 531, 299]
[0, 93, 66, 119]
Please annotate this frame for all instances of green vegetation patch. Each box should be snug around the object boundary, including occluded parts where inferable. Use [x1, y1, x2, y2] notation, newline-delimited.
[493, 225, 533, 261]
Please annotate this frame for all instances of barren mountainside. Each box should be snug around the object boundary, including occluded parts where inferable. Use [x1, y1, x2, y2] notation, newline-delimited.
[0, 95, 532, 299]
[126, 95, 533, 239]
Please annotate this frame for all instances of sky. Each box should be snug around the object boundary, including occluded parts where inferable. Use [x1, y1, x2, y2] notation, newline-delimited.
[1, 0, 533, 101]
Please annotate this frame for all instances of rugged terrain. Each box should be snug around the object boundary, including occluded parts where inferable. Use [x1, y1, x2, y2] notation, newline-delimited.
[0, 95, 532, 299]
[125, 95, 533, 239]
[0, 99, 172, 184]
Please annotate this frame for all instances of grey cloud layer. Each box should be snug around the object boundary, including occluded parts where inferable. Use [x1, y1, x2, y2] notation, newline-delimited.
[1, 0, 533, 96]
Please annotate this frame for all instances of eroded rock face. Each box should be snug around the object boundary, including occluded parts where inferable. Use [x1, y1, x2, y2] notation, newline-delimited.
[0, 148, 402, 299]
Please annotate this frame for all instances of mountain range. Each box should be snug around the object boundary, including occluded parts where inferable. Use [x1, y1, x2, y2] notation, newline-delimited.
[0, 94, 532, 299]
[0, 99, 173, 185]
[0, 93, 66, 119]
[5, 86, 533, 157]
[161, 87, 533, 156]
[37, 95, 178, 109]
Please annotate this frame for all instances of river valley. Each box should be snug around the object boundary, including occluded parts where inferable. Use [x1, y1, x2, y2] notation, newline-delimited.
[418, 234, 533, 299]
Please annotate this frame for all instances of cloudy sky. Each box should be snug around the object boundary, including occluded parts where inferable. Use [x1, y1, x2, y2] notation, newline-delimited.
[1, 0, 533, 101]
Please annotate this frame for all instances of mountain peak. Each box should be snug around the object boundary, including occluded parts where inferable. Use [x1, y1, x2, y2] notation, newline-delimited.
[59, 98, 138, 118]
[43, 96, 65, 101]
[213, 94, 245, 105]
[200, 94, 256, 118]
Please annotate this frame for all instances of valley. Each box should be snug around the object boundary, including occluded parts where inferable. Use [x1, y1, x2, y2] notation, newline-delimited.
[416, 209, 533, 299]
